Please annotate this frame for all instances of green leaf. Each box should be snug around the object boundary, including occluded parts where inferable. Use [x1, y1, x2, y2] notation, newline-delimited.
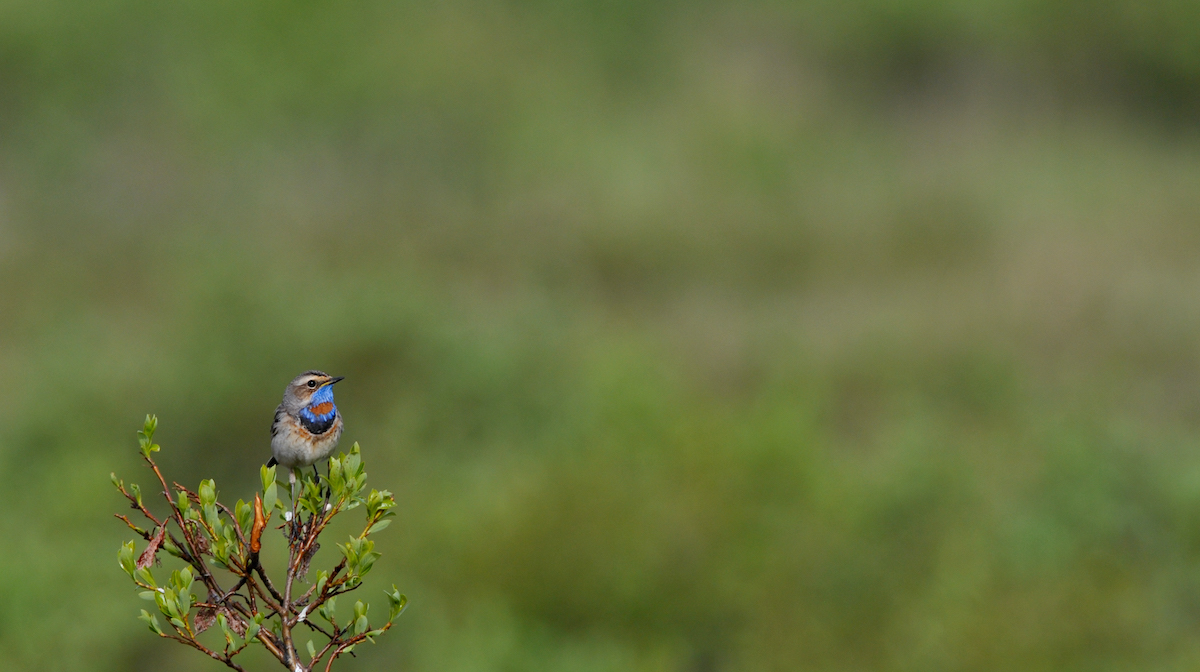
[328, 458, 344, 497]
[367, 519, 391, 534]
[176, 490, 190, 514]
[161, 537, 182, 557]
[263, 482, 278, 513]
[198, 480, 216, 507]
[119, 541, 136, 576]
[160, 588, 181, 619]
[203, 503, 220, 531]
[176, 591, 192, 616]
[319, 596, 338, 622]
[260, 464, 276, 493]
[137, 418, 160, 458]
[110, 472, 122, 490]
[139, 591, 158, 600]
[135, 567, 156, 588]
[344, 444, 361, 480]
[130, 483, 143, 508]
[217, 612, 241, 648]
[337, 540, 358, 566]
[387, 589, 408, 621]
[304, 476, 321, 500]
[306, 640, 316, 659]
[235, 499, 252, 532]
[139, 609, 164, 635]
[244, 619, 262, 643]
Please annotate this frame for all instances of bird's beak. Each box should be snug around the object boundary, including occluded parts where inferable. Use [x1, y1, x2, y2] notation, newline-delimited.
[324, 376, 345, 387]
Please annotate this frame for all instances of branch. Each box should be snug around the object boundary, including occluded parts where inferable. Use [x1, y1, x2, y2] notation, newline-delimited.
[115, 418, 402, 671]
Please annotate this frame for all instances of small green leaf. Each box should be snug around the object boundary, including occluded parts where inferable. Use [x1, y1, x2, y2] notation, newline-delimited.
[160, 588, 181, 619]
[344, 444, 361, 480]
[235, 499, 252, 532]
[260, 464, 276, 493]
[139, 590, 158, 600]
[139, 609, 164, 635]
[306, 640, 316, 659]
[304, 476, 321, 500]
[176, 591, 192, 616]
[367, 520, 391, 534]
[337, 539, 357, 566]
[198, 480, 216, 506]
[263, 482, 278, 513]
[137, 417, 160, 457]
[203, 502, 220, 530]
[244, 619, 261, 643]
[387, 590, 408, 621]
[161, 537, 182, 557]
[135, 567, 156, 588]
[218, 612, 238, 646]
[328, 459, 344, 496]
[119, 541, 136, 576]
[319, 596, 338, 622]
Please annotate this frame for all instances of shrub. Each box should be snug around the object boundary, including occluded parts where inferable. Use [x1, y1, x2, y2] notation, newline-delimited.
[112, 415, 406, 671]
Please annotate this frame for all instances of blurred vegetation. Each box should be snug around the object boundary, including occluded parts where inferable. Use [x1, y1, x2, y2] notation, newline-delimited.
[5, 1, 1200, 670]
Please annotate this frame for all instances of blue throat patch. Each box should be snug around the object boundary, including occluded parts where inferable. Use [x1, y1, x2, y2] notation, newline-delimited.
[306, 385, 336, 415]
[299, 384, 338, 434]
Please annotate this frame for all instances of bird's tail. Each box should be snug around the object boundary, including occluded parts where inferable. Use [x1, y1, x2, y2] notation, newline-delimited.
[266, 456, 277, 468]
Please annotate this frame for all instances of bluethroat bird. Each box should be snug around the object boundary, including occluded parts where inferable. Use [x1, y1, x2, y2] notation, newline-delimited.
[268, 371, 345, 489]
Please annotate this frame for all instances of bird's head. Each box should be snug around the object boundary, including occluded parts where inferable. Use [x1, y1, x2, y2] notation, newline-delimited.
[282, 370, 344, 412]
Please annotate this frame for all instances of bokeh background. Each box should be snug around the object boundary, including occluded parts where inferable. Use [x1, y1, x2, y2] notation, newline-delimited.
[5, 1, 1200, 670]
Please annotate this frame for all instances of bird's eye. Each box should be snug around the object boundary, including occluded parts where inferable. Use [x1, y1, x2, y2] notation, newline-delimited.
[307, 380, 317, 388]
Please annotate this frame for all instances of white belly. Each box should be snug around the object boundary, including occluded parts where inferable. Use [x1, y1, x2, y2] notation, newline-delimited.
[271, 413, 344, 469]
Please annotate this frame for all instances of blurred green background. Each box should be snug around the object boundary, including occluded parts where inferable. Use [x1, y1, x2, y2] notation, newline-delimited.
[6, 1, 1200, 670]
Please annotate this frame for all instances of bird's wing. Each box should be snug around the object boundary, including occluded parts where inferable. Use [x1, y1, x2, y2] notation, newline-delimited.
[268, 405, 285, 467]
[271, 405, 285, 437]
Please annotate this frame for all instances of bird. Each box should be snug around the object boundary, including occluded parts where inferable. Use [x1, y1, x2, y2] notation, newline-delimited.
[268, 371, 345, 485]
